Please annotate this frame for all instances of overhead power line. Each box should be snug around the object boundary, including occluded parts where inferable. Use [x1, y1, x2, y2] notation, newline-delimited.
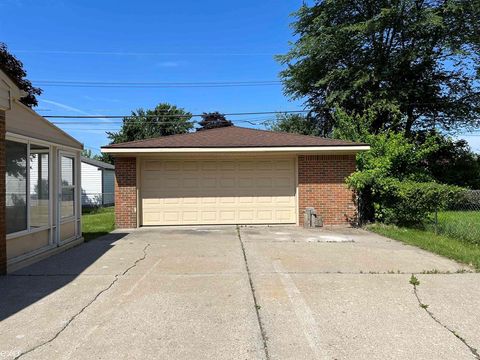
[51, 117, 276, 125]
[44, 110, 307, 119]
[14, 50, 279, 56]
[33, 80, 283, 88]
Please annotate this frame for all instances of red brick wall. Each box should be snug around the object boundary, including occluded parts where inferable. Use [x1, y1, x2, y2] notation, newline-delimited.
[298, 154, 357, 226]
[114, 157, 137, 228]
[0, 110, 6, 274]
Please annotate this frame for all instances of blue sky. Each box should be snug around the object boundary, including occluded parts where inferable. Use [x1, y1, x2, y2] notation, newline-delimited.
[1, 0, 479, 153]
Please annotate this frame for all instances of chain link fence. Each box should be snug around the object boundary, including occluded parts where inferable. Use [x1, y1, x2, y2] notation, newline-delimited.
[430, 190, 480, 245]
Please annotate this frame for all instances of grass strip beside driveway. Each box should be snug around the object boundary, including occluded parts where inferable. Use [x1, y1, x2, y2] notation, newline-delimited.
[368, 223, 480, 271]
[82, 207, 115, 241]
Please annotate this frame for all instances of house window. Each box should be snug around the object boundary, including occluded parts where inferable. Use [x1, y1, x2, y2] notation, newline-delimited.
[6, 140, 51, 235]
[30, 145, 50, 228]
[6, 140, 28, 234]
[61, 155, 75, 219]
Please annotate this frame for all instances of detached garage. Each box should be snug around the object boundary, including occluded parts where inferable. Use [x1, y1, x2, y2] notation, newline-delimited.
[101, 126, 369, 228]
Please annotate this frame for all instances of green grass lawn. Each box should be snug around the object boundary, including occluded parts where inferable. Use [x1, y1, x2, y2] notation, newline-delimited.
[82, 206, 115, 241]
[368, 223, 480, 270]
[433, 211, 480, 245]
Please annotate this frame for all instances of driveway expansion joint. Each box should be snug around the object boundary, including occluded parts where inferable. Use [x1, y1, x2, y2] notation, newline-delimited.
[13, 243, 151, 360]
[410, 274, 480, 360]
[236, 226, 270, 360]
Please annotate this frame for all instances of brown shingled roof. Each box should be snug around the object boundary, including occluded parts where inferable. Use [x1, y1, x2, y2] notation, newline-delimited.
[102, 126, 367, 149]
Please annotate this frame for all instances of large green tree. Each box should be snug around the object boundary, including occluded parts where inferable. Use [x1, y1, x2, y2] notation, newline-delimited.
[278, 0, 480, 136]
[107, 103, 193, 144]
[0, 42, 42, 107]
[267, 113, 322, 136]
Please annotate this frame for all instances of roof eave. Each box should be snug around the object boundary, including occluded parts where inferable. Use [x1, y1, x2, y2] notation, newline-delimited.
[101, 145, 370, 155]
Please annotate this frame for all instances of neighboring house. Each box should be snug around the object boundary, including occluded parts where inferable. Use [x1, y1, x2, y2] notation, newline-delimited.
[81, 157, 115, 207]
[0, 68, 83, 274]
[101, 126, 369, 228]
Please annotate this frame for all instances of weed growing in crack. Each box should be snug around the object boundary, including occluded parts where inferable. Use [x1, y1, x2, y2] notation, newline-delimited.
[422, 269, 440, 274]
[409, 272, 480, 359]
[410, 274, 420, 287]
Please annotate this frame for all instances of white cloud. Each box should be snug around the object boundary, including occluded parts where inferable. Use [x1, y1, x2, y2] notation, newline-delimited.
[40, 99, 114, 123]
[41, 99, 89, 114]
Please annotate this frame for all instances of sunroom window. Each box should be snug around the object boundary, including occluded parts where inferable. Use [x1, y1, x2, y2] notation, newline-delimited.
[30, 145, 50, 228]
[5, 140, 50, 235]
[6, 141, 28, 234]
[60, 155, 75, 219]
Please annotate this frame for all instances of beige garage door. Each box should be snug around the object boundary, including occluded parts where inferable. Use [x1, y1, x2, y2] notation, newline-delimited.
[141, 158, 296, 225]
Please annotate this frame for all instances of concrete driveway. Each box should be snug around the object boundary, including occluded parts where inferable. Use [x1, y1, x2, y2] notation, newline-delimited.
[0, 226, 479, 360]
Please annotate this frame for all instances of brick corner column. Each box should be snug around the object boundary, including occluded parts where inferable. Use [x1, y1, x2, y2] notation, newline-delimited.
[0, 110, 6, 274]
[114, 157, 137, 229]
[298, 154, 357, 226]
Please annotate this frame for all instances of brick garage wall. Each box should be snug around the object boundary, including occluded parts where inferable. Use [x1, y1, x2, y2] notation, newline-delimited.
[298, 154, 357, 226]
[0, 110, 5, 274]
[114, 157, 137, 228]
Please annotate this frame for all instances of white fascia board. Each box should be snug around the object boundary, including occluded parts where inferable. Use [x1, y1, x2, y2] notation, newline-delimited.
[101, 145, 370, 154]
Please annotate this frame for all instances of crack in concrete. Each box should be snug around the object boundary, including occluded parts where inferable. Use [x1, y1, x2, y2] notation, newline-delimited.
[410, 275, 480, 360]
[14, 243, 151, 360]
[236, 226, 270, 360]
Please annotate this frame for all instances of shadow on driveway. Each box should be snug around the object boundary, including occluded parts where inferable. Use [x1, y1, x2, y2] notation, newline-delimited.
[0, 232, 129, 322]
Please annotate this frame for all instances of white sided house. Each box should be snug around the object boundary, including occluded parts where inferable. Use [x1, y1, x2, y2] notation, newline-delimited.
[0, 68, 83, 273]
[81, 157, 115, 207]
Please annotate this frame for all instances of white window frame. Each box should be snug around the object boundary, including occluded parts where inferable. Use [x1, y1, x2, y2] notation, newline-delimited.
[5, 135, 52, 240]
[58, 152, 77, 222]
[58, 150, 80, 244]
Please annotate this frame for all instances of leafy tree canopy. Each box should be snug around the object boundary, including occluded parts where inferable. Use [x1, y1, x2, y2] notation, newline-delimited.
[334, 107, 480, 188]
[0, 42, 42, 107]
[266, 113, 321, 136]
[81, 149, 94, 158]
[197, 112, 233, 131]
[107, 103, 193, 144]
[278, 0, 480, 136]
[81, 148, 114, 165]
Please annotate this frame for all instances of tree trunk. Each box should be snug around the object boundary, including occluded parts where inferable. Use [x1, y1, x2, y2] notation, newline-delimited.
[405, 107, 415, 137]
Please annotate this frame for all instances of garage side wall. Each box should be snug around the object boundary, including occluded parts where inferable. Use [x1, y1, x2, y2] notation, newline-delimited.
[0, 110, 6, 274]
[298, 154, 356, 226]
[114, 157, 137, 228]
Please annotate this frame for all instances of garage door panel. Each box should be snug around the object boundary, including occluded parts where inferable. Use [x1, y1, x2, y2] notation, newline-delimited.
[201, 211, 217, 222]
[276, 209, 295, 221]
[201, 177, 217, 188]
[201, 197, 217, 204]
[219, 210, 236, 221]
[201, 162, 217, 171]
[182, 178, 198, 188]
[275, 160, 292, 170]
[220, 197, 236, 204]
[220, 162, 235, 170]
[238, 177, 253, 188]
[143, 161, 163, 171]
[239, 210, 255, 221]
[183, 211, 198, 222]
[182, 161, 199, 171]
[141, 158, 296, 225]
[257, 210, 274, 221]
